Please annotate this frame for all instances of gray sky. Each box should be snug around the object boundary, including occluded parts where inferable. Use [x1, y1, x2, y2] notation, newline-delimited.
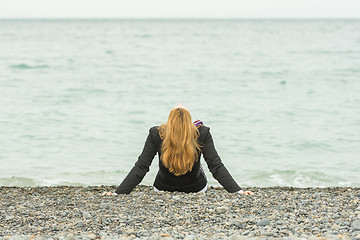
[0, 0, 359, 19]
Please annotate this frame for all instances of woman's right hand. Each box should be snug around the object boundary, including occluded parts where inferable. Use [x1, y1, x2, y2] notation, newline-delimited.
[238, 190, 254, 195]
[102, 192, 117, 196]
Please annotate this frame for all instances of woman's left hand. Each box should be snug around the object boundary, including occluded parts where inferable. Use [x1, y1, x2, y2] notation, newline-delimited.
[102, 192, 117, 196]
[238, 190, 254, 195]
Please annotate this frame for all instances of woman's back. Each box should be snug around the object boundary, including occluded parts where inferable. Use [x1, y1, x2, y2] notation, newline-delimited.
[115, 124, 241, 194]
[158, 106, 201, 176]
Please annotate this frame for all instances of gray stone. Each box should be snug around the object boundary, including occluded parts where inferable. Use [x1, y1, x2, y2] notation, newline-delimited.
[232, 222, 245, 229]
[100, 216, 106, 222]
[353, 234, 360, 240]
[76, 221, 84, 228]
[172, 196, 181, 201]
[341, 221, 350, 226]
[100, 203, 110, 209]
[261, 231, 274, 236]
[227, 235, 244, 240]
[323, 233, 339, 239]
[5, 215, 14, 220]
[66, 234, 75, 240]
[215, 206, 228, 213]
[257, 219, 271, 226]
[353, 220, 360, 231]
[183, 235, 196, 240]
[155, 199, 164, 204]
[82, 211, 91, 219]
[126, 229, 136, 235]
[87, 234, 96, 239]
[331, 224, 339, 230]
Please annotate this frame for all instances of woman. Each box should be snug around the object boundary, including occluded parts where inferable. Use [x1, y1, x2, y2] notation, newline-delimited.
[103, 105, 253, 196]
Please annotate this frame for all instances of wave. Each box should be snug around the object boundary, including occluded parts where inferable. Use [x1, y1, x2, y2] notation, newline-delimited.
[0, 176, 41, 186]
[0, 170, 128, 187]
[340, 68, 360, 73]
[235, 169, 357, 188]
[286, 140, 334, 152]
[0, 176, 87, 187]
[260, 71, 289, 76]
[10, 64, 50, 69]
[2, 167, 358, 187]
[66, 88, 108, 94]
[134, 34, 152, 38]
[290, 50, 360, 55]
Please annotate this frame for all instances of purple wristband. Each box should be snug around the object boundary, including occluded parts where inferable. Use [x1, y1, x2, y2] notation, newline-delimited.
[193, 120, 203, 127]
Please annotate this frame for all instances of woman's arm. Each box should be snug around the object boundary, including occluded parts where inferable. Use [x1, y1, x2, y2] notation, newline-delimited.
[114, 127, 159, 194]
[201, 127, 242, 193]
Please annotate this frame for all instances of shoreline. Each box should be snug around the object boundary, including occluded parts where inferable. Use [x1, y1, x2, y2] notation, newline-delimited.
[1, 185, 360, 239]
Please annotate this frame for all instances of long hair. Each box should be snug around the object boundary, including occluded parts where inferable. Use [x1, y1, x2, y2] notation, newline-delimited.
[158, 107, 201, 176]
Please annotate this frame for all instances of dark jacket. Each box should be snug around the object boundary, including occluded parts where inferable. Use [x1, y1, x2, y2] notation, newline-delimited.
[115, 125, 241, 194]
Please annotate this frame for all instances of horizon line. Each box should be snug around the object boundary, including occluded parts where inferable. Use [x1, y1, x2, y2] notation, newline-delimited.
[0, 17, 359, 20]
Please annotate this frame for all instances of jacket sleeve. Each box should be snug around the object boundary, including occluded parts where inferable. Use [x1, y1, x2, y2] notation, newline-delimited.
[201, 127, 242, 193]
[115, 127, 158, 194]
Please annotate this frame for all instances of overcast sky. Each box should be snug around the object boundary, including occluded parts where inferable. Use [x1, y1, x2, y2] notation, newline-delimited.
[0, 0, 359, 19]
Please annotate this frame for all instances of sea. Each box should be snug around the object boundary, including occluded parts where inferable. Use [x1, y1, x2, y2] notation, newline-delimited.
[0, 19, 359, 188]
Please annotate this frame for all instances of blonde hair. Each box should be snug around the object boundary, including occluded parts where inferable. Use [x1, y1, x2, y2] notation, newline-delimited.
[158, 107, 201, 176]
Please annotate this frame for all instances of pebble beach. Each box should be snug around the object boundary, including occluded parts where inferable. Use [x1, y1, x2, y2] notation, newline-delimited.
[1, 186, 360, 240]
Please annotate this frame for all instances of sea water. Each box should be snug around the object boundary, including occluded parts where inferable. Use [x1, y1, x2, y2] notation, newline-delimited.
[0, 19, 359, 187]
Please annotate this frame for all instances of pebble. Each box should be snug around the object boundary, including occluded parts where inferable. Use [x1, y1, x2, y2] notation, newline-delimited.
[261, 231, 274, 236]
[0, 185, 359, 239]
[5, 215, 14, 221]
[172, 196, 182, 201]
[353, 220, 360, 231]
[66, 234, 75, 240]
[257, 219, 270, 226]
[76, 221, 84, 228]
[82, 211, 91, 219]
[87, 234, 96, 239]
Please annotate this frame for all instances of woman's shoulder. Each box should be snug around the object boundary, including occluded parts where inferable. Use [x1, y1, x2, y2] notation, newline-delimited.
[198, 125, 210, 137]
[149, 126, 161, 136]
[147, 126, 162, 144]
